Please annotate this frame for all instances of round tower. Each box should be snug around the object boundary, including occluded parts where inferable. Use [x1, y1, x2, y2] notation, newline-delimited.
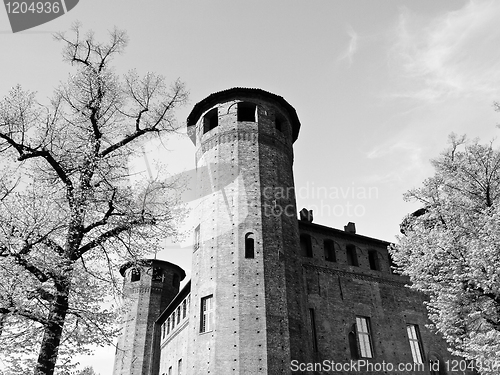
[113, 259, 186, 375]
[185, 88, 307, 374]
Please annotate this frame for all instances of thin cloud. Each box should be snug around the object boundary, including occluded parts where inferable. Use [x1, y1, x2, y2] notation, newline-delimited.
[338, 25, 358, 65]
[389, 0, 500, 101]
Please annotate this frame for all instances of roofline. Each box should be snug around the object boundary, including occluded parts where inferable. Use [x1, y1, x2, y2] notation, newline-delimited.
[298, 221, 392, 246]
[119, 259, 186, 280]
[186, 87, 301, 144]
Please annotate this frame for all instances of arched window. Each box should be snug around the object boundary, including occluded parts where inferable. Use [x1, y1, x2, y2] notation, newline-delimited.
[130, 268, 140, 282]
[300, 234, 313, 258]
[203, 108, 218, 133]
[245, 233, 255, 259]
[346, 244, 358, 266]
[237, 102, 256, 122]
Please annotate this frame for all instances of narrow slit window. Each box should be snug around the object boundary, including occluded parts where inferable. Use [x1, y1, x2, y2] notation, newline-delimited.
[203, 108, 218, 134]
[300, 234, 313, 258]
[356, 316, 373, 358]
[324, 239, 336, 262]
[346, 245, 358, 266]
[194, 225, 200, 251]
[182, 299, 187, 319]
[309, 308, 318, 352]
[237, 102, 256, 122]
[245, 232, 255, 259]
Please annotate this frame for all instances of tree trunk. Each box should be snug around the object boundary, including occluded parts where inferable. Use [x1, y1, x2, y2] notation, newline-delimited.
[34, 278, 71, 375]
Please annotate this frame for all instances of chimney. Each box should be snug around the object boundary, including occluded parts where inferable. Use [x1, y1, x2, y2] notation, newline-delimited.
[299, 208, 313, 223]
[344, 222, 356, 234]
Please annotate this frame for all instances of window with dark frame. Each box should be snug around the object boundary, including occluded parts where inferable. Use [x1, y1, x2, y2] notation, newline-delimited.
[407, 324, 424, 364]
[237, 102, 256, 122]
[324, 239, 336, 262]
[200, 295, 213, 333]
[356, 316, 373, 358]
[245, 232, 255, 259]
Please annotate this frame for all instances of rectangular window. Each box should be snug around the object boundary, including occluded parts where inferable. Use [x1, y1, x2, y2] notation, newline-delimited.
[356, 317, 373, 358]
[309, 308, 318, 352]
[168, 366, 172, 375]
[368, 250, 380, 270]
[407, 324, 424, 364]
[166, 317, 170, 335]
[346, 245, 358, 266]
[177, 307, 181, 324]
[324, 239, 336, 262]
[237, 102, 256, 122]
[203, 108, 218, 134]
[300, 234, 313, 258]
[182, 299, 187, 319]
[200, 295, 214, 333]
[162, 322, 166, 339]
[178, 358, 183, 375]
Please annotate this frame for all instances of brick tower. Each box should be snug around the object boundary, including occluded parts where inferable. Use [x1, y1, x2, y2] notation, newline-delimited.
[113, 259, 185, 375]
[185, 88, 307, 374]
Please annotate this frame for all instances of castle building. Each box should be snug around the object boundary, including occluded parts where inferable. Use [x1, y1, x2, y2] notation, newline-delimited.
[113, 88, 469, 375]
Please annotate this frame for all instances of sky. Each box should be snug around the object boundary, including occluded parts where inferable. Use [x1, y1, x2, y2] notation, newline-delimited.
[2, 0, 500, 373]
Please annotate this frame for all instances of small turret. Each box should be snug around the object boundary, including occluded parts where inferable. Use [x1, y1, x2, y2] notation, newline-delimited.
[113, 259, 185, 375]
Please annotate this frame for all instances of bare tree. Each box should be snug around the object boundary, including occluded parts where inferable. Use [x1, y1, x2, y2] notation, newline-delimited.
[0, 24, 188, 375]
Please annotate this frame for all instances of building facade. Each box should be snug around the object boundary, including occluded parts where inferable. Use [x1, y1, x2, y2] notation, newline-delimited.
[113, 88, 469, 375]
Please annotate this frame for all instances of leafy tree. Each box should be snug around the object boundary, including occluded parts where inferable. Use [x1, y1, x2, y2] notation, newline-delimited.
[0, 25, 188, 375]
[391, 134, 500, 372]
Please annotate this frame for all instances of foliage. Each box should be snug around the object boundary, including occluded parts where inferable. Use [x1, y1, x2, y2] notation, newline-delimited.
[390, 134, 500, 372]
[0, 24, 188, 375]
